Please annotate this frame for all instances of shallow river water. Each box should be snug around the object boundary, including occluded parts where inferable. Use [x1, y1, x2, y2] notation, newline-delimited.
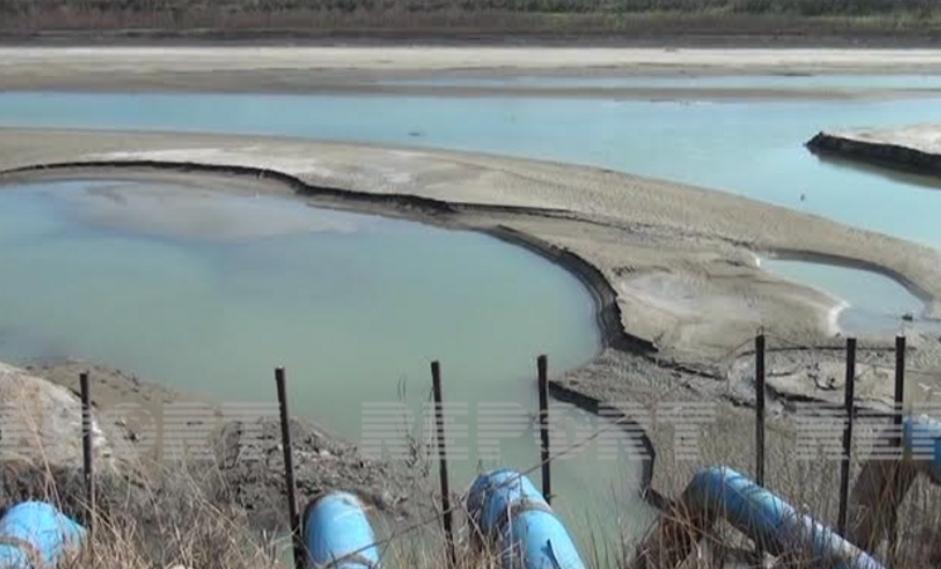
[1, 87, 940, 247]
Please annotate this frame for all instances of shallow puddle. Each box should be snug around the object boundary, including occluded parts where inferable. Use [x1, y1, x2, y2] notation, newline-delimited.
[761, 257, 941, 337]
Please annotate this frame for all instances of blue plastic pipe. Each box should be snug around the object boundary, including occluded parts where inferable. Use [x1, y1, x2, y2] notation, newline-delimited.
[466, 469, 586, 569]
[850, 414, 941, 549]
[303, 492, 380, 569]
[903, 415, 941, 483]
[685, 467, 883, 569]
[0, 501, 85, 569]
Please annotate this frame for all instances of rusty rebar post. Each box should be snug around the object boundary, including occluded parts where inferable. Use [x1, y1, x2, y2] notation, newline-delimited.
[838, 337, 857, 536]
[431, 361, 457, 567]
[753, 335, 766, 560]
[755, 334, 766, 487]
[80, 371, 95, 545]
[887, 335, 906, 564]
[276, 367, 304, 569]
[537, 354, 552, 505]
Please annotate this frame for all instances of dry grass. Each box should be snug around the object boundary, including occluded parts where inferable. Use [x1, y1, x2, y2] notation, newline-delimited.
[0, 461, 283, 569]
[626, 403, 941, 568]
[629, 463, 941, 568]
[1, 411, 940, 568]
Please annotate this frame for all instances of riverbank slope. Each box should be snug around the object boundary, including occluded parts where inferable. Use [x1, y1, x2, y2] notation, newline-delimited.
[0, 358, 432, 528]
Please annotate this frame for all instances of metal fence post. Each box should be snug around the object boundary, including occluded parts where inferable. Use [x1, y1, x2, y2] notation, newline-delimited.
[431, 361, 457, 567]
[80, 372, 95, 546]
[276, 367, 304, 569]
[887, 335, 906, 564]
[838, 337, 857, 535]
[537, 354, 552, 505]
[755, 334, 766, 487]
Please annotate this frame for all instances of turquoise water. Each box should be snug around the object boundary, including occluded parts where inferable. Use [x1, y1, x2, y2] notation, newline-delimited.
[0, 177, 649, 543]
[0, 179, 602, 425]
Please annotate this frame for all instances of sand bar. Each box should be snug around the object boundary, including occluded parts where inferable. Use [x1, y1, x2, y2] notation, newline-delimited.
[3, 46, 941, 97]
[2, 127, 939, 364]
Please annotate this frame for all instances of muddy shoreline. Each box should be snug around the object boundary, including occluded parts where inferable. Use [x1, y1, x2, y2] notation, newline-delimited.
[808, 126, 941, 179]
[2, 358, 435, 531]
[3, 80, 940, 102]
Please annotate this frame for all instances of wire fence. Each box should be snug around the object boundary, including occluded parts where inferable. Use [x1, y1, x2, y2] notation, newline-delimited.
[338, 395, 635, 566]
[309, 328, 926, 566]
[66, 327, 938, 568]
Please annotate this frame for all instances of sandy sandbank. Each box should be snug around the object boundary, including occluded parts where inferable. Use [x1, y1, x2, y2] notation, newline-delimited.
[2, 46, 941, 98]
[3, 127, 939, 364]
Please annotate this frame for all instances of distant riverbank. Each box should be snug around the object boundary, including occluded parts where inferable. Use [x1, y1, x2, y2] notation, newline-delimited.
[3, 46, 941, 95]
[3, 3, 941, 45]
